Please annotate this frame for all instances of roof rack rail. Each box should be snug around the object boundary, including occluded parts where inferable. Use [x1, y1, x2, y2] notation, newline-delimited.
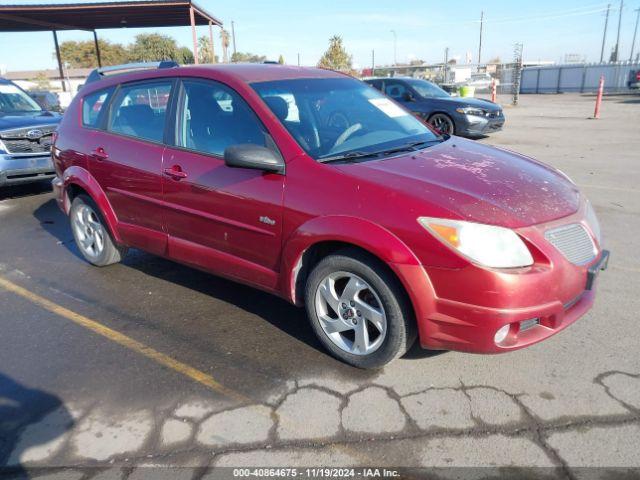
[85, 61, 179, 85]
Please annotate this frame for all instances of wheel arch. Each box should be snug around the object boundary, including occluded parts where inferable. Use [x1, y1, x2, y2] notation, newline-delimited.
[280, 216, 422, 308]
[62, 166, 122, 244]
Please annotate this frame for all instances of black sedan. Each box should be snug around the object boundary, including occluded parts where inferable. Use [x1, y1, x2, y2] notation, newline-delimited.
[364, 77, 504, 137]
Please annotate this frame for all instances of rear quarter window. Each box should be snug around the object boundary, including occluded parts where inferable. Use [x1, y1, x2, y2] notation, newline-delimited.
[82, 88, 113, 128]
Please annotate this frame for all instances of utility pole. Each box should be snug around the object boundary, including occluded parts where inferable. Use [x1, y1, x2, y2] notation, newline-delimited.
[371, 49, 375, 75]
[631, 7, 640, 61]
[600, 4, 611, 63]
[478, 11, 484, 64]
[231, 20, 237, 56]
[613, 0, 623, 61]
[297, 53, 300, 66]
[390, 30, 397, 65]
[444, 47, 449, 83]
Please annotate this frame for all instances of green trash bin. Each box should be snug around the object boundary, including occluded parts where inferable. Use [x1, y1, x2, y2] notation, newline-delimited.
[459, 85, 476, 97]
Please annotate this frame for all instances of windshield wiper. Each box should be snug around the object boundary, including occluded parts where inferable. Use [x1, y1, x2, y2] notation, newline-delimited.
[318, 151, 383, 163]
[380, 139, 444, 155]
[318, 139, 443, 164]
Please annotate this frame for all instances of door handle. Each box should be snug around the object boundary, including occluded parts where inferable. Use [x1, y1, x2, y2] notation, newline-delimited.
[91, 147, 108, 161]
[163, 166, 188, 180]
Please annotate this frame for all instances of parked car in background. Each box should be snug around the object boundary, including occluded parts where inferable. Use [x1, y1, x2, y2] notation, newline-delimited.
[0, 77, 61, 187]
[462, 72, 498, 91]
[628, 69, 640, 90]
[53, 62, 607, 368]
[365, 77, 504, 137]
[28, 90, 62, 112]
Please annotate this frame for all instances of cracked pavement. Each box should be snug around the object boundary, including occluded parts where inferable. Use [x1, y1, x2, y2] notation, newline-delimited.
[1, 94, 639, 479]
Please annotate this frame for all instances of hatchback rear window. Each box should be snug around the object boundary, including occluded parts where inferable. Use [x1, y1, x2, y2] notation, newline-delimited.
[82, 88, 113, 127]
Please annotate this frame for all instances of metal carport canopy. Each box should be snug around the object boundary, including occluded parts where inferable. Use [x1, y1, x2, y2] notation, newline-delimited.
[0, 1, 223, 90]
[0, 1, 222, 31]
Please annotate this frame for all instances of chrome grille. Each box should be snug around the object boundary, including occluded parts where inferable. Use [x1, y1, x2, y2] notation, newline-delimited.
[0, 125, 57, 155]
[545, 223, 596, 265]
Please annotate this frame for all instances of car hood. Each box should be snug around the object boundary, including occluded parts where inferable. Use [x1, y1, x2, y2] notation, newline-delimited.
[0, 112, 61, 132]
[335, 138, 580, 228]
[428, 96, 501, 112]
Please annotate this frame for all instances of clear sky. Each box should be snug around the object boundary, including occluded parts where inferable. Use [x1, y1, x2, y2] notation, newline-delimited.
[1, 0, 639, 72]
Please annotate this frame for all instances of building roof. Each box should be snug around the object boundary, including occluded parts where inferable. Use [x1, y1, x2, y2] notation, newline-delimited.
[0, 0, 222, 32]
[4, 68, 93, 80]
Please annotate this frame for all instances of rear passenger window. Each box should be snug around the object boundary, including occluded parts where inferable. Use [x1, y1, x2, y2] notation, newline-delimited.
[108, 81, 172, 143]
[177, 80, 267, 156]
[82, 88, 113, 127]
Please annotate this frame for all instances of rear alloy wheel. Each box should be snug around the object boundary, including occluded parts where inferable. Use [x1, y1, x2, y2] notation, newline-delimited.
[428, 113, 455, 135]
[305, 250, 416, 368]
[69, 194, 127, 267]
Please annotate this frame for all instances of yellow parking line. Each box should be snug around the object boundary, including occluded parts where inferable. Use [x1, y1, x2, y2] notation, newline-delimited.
[0, 275, 248, 403]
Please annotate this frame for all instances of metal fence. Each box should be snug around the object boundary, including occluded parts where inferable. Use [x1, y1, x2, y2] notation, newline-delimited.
[521, 62, 639, 94]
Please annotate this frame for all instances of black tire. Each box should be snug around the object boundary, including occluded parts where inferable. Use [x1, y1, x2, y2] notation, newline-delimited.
[69, 194, 127, 267]
[428, 112, 455, 135]
[304, 249, 417, 369]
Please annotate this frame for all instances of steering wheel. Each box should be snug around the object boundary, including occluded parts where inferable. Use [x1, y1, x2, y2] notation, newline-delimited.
[333, 123, 363, 149]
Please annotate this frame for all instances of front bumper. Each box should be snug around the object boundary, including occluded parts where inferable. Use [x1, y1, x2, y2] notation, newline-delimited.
[0, 153, 55, 187]
[393, 209, 608, 354]
[456, 113, 505, 136]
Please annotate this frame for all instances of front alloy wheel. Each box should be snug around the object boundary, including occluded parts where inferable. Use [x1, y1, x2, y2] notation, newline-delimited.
[305, 249, 416, 368]
[315, 271, 387, 355]
[428, 113, 455, 135]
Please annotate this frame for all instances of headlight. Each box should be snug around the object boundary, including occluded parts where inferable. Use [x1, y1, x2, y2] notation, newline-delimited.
[455, 107, 487, 116]
[584, 200, 601, 244]
[418, 217, 534, 268]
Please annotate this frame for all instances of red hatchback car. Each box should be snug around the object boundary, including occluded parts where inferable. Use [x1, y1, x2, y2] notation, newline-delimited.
[52, 62, 608, 368]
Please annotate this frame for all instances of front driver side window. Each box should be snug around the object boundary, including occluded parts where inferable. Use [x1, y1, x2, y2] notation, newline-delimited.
[178, 80, 267, 156]
[384, 81, 407, 100]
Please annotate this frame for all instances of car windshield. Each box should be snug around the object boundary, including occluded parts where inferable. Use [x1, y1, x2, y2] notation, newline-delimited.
[406, 79, 450, 99]
[251, 77, 441, 161]
[0, 82, 43, 114]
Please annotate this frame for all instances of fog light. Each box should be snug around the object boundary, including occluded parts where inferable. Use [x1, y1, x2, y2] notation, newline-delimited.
[494, 324, 510, 344]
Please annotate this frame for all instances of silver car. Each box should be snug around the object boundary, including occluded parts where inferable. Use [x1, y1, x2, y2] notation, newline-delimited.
[0, 78, 61, 187]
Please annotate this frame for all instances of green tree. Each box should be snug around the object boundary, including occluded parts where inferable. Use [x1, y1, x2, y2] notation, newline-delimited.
[317, 35, 353, 74]
[128, 33, 180, 62]
[197, 36, 215, 64]
[231, 51, 267, 63]
[59, 39, 128, 68]
[176, 46, 195, 64]
[278, 54, 285, 65]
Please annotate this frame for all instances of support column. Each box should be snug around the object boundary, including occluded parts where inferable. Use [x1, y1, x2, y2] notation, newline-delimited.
[52, 30, 66, 92]
[208, 21, 216, 63]
[190, 7, 199, 64]
[93, 30, 102, 67]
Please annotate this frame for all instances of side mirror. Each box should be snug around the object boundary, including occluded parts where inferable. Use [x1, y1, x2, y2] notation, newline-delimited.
[224, 144, 285, 174]
[402, 91, 415, 102]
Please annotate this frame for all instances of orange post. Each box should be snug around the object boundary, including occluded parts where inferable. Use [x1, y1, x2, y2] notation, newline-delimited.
[491, 78, 497, 103]
[594, 75, 604, 119]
